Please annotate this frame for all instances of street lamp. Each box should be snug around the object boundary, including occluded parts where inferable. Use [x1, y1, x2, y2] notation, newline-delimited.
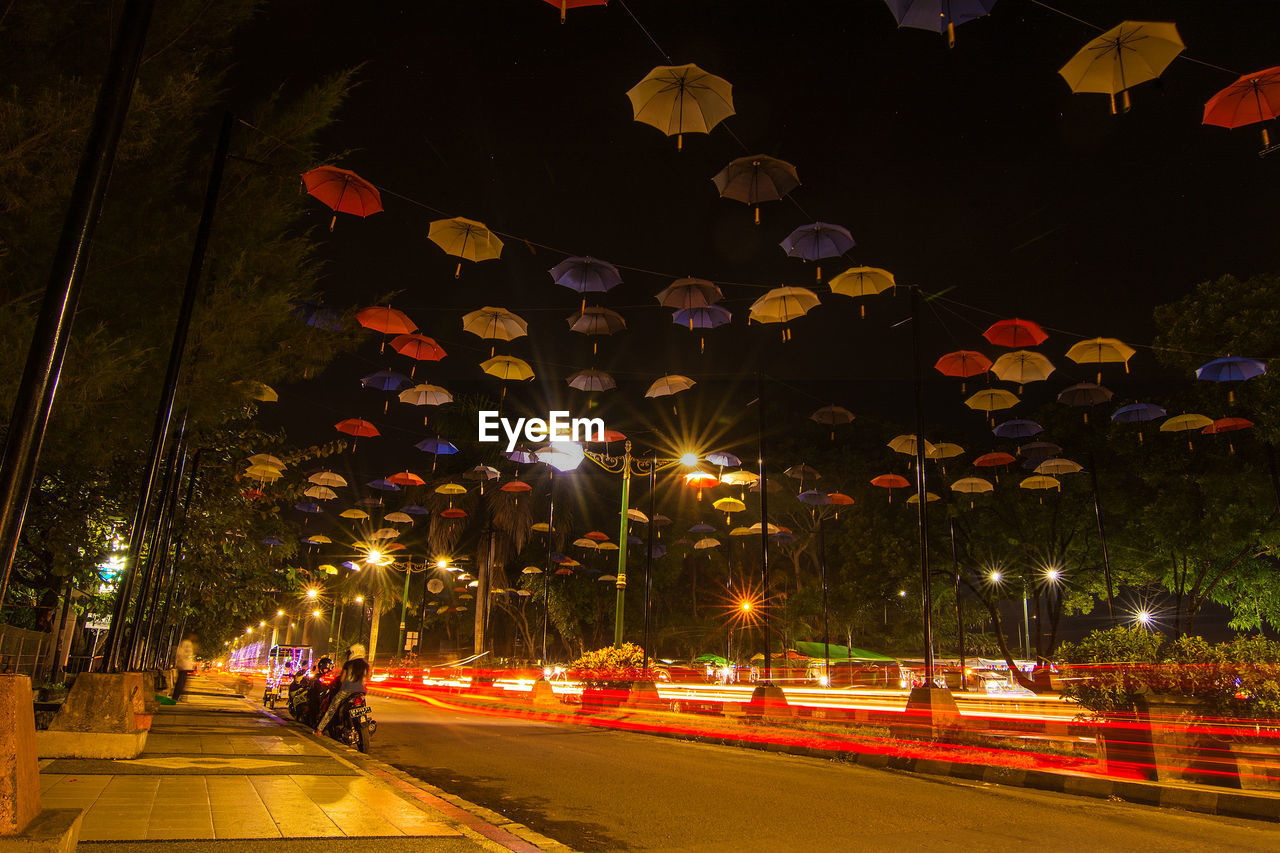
[534, 442, 582, 663]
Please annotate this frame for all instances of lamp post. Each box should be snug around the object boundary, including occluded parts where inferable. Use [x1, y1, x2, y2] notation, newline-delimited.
[534, 442, 584, 662]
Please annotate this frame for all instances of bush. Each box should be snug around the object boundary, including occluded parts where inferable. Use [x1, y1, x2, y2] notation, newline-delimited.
[1060, 628, 1280, 721]
[570, 642, 652, 686]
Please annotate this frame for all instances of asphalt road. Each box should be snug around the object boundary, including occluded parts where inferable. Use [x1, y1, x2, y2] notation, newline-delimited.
[370, 693, 1277, 852]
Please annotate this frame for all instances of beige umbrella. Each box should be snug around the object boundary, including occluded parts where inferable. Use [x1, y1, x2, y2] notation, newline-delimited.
[399, 383, 453, 407]
[244, 464, 283, 483]
[462, 307, 528, 356]
[828, 266, 895, 318]
[303, 485, 338, 501]
[1035, 458, 1083, 476]
[951, 476, 994, 508]
[428, 217, 504, 277]
[247, 453, 285, 470]
[888, 434, 937, 458]
[1059, 21, 1185, 114]
[748, 286, 820, 341]
[991, 350, 1055, 392]
[384, 512, 414, 524]
[308, 471, 347, 488]
[627, 63, 735, 150]
[645, 374, 696, 399]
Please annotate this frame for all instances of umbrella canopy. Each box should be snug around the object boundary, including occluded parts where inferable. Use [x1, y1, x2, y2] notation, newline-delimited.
[798, 489, 831, 506]
[828, 492, 855, 506]
[973, 451, 1016, 468]
[244, 465, 282, 482]
[705, 451, 741, 467]
[906, 491, 940, 504]
[308, 471, 347, 488]
[883, 0, 997, 46]
[1019, 442, 1062, 461]
[749, 286, 820, 337]
[465, 465, 501, 482]
[693, 537, 720, 550]
[645, 374, 696, 398]
[1204, 417, 1254, 435]
[721, 470, 758, 486]
[1161, 414, 1214, 433]
[673, 305, 732, 330]
[951, 477, 994, 495]
[780, 223, 855, 279]
[934, 350, 991, 380]
[925, 442, 965, 460]
[965, 388, 1019, 414]
[480, 355, 535, 382]
[540, 0, 608, 23]
[301, 165, 382, 229]
[712, 497, 746, 514]
[871, 474, 911, 489]
[387, 471, 425, 486]
[567, 368, 617, 392]
[294, 502, 323, 514]
[1196, 357, 1266, 393]
[366, 478, 400, 492]
[1204, 67, 1280, 147]
[391, 334, 447, 363]
[428, 216, 503, 276]
[993, 419, 1043, 440]
[1036, 458, 1083, 476]
[339, 508, 370, 520]
[1059, 21, 1185, 113]
[246, 382, 277, 402]
[991, 350, 1054, 388]
[502, 480, 533, 494]
[1112, 402, 1166, 423]
[303, 534, 332, 545]
[1020, 475, 1061, 492]
[247, 453, 284, 469]
[549, 256, 621, 296]
[462, 307, 528, 343]
[627, 63, 735, 149]
[656, 277, 723, 310]
[712, 155, 800, 222]
[1058, 382, 1113, 408]
[811, 405, 855, 426]
[1065, 337, 1135, 380]
[400, 384, 453, 406]
[829, 266, 894, 299]
[335, 418, 379, 438]
[303, 485, 337, 501]
[785, 463, 821, 480]
[888, 434, 935, 456]
[435, 483, 468, 496]
[416, 438, 459, 455]
[356, 306, 416, 336]
[361, 369, 410, 392]
[384, 511, 414, 524]
[568, 306, 626, 336]
[983, 318, 1047, 349]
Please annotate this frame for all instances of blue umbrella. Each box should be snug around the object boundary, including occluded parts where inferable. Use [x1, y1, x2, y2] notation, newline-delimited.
[293, 502, 322, 514]
[361, 370, 410, 391]
[505, 449, 536, 464]
[367, 478, 400, 492]
[883, 0, 997, 46]
[780, 222, 855, 279]
[417, 437, 459, 455]
[690, 522, 716, 534]
[1112, 403, 1166, 423]
[1197, 357, 1266, 402]
[627, 534, 643, 546]
[400, 504, 430, 516]
[648, 543, 667, 560]
[289, 299, 344, 331]
[341, 560, 360, 571]
[993, 419, 1043, 440]
[548, 256, 622, 303]
[261, 535, 285, 546]
[673, 305, 733, 353]
[798, 489, 831, 506]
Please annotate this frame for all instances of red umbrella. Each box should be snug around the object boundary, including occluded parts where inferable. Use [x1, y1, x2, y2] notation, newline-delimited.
[541, 0, 608, 24]
[983, 318, 1047, 349]
[934, 350, 992, 391]
[387, 471, 425, 486]
[301, 166, 382, 230]
[973, 451, 1016, 467]
[584, 530, 610, 541]
[357, 306, 416, 335]
[335, 418, 379, 437]
[870, 474, 910, 502]
[501, 481, 533, 493]
[1204, 416, 1254, 453]
[441, 508, 468, 519]
[1203, 67, 1280, 148]
[827, 492, 854, 505]
[391, 334, 447, 372]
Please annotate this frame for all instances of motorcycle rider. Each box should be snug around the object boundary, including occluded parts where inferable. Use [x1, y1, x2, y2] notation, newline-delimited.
[303, 656, 335, 726]
[315, 644, 369, 735]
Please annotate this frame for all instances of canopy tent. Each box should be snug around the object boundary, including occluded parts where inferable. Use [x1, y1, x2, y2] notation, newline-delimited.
[792, 641, 896, 662]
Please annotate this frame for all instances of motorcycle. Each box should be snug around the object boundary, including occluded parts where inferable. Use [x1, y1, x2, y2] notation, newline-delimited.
[320, 691, 376, 754]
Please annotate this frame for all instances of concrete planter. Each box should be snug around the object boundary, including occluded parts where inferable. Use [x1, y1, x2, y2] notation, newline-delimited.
[35, 729, 148, 760]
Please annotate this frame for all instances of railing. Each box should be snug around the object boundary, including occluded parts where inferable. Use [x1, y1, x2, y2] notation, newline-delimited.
[0, 624, 53, 681]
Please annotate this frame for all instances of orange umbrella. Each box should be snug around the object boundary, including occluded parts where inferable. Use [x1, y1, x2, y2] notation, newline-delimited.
[391, 334, 446, 376]
[541, 0, 607, 23]
[870, 474, 911, 502]
[335, 418, 378, 438]
[1204, 67, 1280, 149]
[387, 471, 425, 487]
[301, 166, 382, 230]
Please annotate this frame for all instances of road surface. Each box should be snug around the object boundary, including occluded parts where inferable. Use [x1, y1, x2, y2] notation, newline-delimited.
[370, 693, 1276, 852]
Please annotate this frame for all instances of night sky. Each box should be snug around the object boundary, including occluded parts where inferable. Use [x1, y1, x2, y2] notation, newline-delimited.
[222, 0, 1280, 481]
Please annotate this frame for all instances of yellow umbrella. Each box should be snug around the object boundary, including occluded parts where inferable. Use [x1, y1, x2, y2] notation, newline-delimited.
[435, 483, 468, 495]
[965, 388, 1020, 422]
[462, 307, 527, 356]
[339, 508, 369, 520]
[428, 217, 503, 277]
[828, 266, 894, 318]
[991, 350, 1054, 392]
[729, 526, 754, 536]
[1059, 21, 1185, 114]
[244, 464, 282, 483]
[748, 286, 820, 341]
[627, 63, 735, 150]
[1020, 475, 1061, 491]
[1035, 458, 1083, 476]
[951, 476, 993, 508]
[712, 496, 746, 524]
[888, 434, 936, 457]
[1161, 413, 1214, 450]
[480, 356, 535, 397]
[1065, 337, 1136, 382]
[246, 382, 278, 402]
[308, 471, 347, 488]
[905, 491, 940, 504]
[303, 485, 337, 501]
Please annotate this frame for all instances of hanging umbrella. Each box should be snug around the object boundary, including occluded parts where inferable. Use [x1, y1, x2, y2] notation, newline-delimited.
[993, 419, 1043, 440]
[415, 438, 458, 472]
[357, 306, 417, 336]
[335, 418, 379, 441]
[369, 527, 401, 540]
[1019, 442, 1062, 462]
[883, 0, 998, 47]
[481, 355, 535, 385]
[1203, 416, 1254, 453]
[1066, 337, 1135, 382]
[926, 442, 964, 460]
[465, 465, 501, 484]
[694, 538, 721, 550]
[462, 307, 528, 355]
[811, 405, 855, 440]
[689, 523, 716, 535]
[391, 334, 447, 377]
[289, 299, 345, 331]
[721, 470, 758, 486]
[1057, 382, 1113, 421]
[646, 374, 696, 399]
[387, 471, 425, 487]
[684, 470, 719, 500]
[361, 370, 410, 392]
[705, 451, 740, 467]
[888, 434, 936, 457]
[871, 474, 911, 502]
[245, 382, 277, 402]
[400, 504, 430, 516]
[828, 267, 894, 318]
[779, 223, 855, 280]
[428, 216, 504, 277]
[247, 453, 285, 470]
[712, 496, 746, 523]
[367, 478, 400, 493]
[950, 476, 994, 508]
[573, 537, 600, 550]
[304, 485, 337, 501]
[983, 318, 1047, 349]
[568, 307, 626, 354]
[568, 368, 617, 392]
[1204, 67, 1280, 149]
[1036, 458, 1083, 476]
[934, 350, 992, 391]
[1019, 475, 1061, 493]
[301, 165, 382, 230]
[540, 0, 608, 23]
[906, 491, 940, 504]
[308, 471, 347, 488]
[798, 490, 831, 506]
[1059, 21, 1185, 114]
[627, 63, 735, 150]
[1112, 402, 1166, 443]
[785, 463, 821, 487]
[973, 451, 1016, 468]
[712, 155, 800, 224]
[965, 388, 1019, 421]
[657, 277, 723, 310]
[991, 350, 1054, 391]
[294, 502, 323, 514]
[384, 511, 414, 524]
[339, 508, 369, 520]
[1196, 356, 1266, 402]
[673, 305, 732, 353]
[1161, 413, 1215, 450]
[827, 492, 854, 506]
[303, 534, 332, 546]
[749, 286, 820, 340]
[244, 464, 283, 483]
[400, 384, 453, 407]
[549, 256, 622, 307]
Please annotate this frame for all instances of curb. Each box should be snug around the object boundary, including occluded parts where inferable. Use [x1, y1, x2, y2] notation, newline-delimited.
[249, 692, 574, 852]
[378, 686, 1280, 825]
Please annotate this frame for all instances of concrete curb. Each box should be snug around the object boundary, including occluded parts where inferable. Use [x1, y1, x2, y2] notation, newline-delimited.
[381, 687, 1280, 825]
[248, 691, 574, 852]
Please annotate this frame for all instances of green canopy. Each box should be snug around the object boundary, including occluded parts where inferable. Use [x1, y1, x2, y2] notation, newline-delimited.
[792, 641, 896, 662]
[693, 653, 730, 665]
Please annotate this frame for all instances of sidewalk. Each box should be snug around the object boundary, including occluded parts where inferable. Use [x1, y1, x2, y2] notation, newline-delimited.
[35, 674, 565, 851]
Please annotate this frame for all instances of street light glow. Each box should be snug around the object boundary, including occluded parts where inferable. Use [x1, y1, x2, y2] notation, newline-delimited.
[276, 609, 284, 616]
[436, 558, 449, 569]
[312, 609, 321, 617]
[898, 590, 906, 597]
[355, 595, 364, 604]
[989, 571, 1003, 583]
[305, 587, 319, 600]
[679, 452, 699, 467]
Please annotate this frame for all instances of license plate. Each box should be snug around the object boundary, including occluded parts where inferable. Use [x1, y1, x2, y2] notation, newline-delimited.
[351, 705, 371, 717]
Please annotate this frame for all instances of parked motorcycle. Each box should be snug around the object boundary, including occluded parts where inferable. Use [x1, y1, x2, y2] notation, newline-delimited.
[320, 691, 376, 754]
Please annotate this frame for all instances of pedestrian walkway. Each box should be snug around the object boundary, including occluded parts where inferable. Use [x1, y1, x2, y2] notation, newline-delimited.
[35, 673, 546, 850]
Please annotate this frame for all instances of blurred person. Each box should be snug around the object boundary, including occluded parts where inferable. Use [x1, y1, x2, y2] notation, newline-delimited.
[315, 644, 369, 734]
[173, 635, 197, 702]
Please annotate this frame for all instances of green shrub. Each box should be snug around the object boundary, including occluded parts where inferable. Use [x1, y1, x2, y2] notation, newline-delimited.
[570, 642, 651, 686]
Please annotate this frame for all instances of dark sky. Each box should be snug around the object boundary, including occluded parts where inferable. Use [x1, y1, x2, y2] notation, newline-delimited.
[224, 0, 1280, 474]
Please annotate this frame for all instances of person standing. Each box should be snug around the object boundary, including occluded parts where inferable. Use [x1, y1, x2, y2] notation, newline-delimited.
[315, 644, 368, 735]
[173, 636, 196, 702]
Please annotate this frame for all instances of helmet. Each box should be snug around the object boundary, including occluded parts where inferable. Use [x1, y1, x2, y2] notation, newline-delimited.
[316, 656, 335, 675]
[346, 644, 366, 661]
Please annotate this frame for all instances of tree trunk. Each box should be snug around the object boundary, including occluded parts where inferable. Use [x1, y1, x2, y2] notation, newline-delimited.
[368, 595, 381, 662]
